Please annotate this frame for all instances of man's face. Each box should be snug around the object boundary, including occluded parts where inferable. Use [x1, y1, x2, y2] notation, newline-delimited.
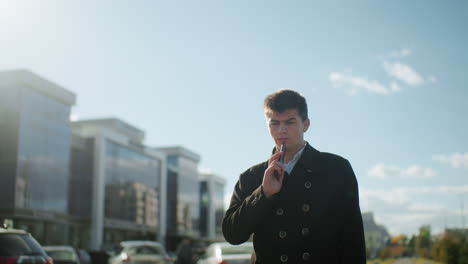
[266, 108, 310, 152]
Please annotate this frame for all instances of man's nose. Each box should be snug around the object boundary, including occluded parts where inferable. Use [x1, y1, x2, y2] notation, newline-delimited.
[279, 123, 287, 132]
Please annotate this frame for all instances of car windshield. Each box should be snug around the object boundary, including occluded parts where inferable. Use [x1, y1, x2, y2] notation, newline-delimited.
[45, 250, 77, 261]
[221, 245, 253, 255]
[127, 245, 163, 256]
[0, 234, 45, 256]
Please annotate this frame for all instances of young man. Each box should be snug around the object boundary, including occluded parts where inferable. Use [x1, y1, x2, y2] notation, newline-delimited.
[222, 89, 366, 263]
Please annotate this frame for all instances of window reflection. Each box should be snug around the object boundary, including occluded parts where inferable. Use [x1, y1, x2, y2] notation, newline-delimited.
[14, 87, 71, 213]
[104, 141, 161, 229]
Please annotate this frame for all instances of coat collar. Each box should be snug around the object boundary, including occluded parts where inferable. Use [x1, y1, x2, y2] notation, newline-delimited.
[269, 142, 321, 173]
[294, 142, 321, 174]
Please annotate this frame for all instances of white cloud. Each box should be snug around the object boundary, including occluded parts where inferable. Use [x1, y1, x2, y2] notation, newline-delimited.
[433, 153, 468, 169]
[401, 185, 468, 194]
[329, 48, 435, 96]
[368, 163, 437, 179]
[329, 72, 400, 95]
[360, 185, 468, 235]
[408, 202, 447, 213]
[376, 213, 440, 236]
[390, 48, 412, 58]
[383, 61, 424, 86]
[361, 185, 468, 209]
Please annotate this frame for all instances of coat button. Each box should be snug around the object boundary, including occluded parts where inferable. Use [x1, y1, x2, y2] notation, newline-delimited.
[302, 252, 310, 260]
[304, 181, 312, 189]
[301, 227, 310, 236]
[280, 254, 288, 262]
[279, 231, 287, 238]
[276, 208, 284, 215]
[302, 204, 310, 212]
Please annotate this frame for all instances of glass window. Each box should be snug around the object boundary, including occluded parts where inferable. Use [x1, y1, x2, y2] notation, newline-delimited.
[137, 246, 161, 255]
[0, 234, 46, 256]
[14, 87, 71, 213]
[104, 140, 161, 229]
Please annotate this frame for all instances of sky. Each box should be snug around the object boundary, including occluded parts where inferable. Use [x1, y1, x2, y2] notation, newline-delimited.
[1, 0, 467, 237]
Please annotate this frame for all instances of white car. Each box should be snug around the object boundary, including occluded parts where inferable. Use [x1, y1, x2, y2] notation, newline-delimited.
[196, 242, 253, 264]
[42, 246, 80, 264]
[108, 241, 174, 264]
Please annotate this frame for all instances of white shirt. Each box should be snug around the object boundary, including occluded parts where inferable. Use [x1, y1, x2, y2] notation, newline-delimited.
[283, 141, 307, 174]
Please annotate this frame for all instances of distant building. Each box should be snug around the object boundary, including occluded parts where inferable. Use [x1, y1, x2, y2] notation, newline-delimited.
[70, 118, 167, 250]
[199, 172, 226, 241]
[0, 69, 76, 244]
[105, 182, 158, 227]
[362, 212, 390, 258]
[156, 146, 200, 250]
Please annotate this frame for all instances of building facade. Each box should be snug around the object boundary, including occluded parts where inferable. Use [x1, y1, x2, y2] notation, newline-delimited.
[156, 146, 200, 250]
[0, 69, 76, 244]
[199, 172, 226, 241]
[0, 69, 227, 251]
[70, 118, 167, 250]
[362, 212, 390, 258]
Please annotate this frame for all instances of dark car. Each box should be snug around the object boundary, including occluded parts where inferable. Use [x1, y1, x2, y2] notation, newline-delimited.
[0, 226, 53, 264]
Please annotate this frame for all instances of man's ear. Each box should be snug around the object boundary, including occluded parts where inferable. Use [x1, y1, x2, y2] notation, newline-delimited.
[304, 119, 310, 132]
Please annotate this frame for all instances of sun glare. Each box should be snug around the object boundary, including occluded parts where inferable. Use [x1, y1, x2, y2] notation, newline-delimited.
[0, 0, 33, 28]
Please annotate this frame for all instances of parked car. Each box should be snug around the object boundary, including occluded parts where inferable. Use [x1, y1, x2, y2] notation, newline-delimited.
[76, 249, 91, 264]
[43, 246, 81, 264]
[196, 242, 253, 264]
[108, 241, 174, 264]
[0, 226, 53, 264]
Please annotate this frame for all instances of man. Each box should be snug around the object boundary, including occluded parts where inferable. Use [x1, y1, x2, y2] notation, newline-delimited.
[222, 89, 366, 263]
[175, 238, 194, 264]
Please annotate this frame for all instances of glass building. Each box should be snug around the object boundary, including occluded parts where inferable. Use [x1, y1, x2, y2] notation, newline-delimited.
[0, 70, 76, 244]
[70, 118, 167, 250]
[156, 146, 200, 250]
[199, 173, 226, 241]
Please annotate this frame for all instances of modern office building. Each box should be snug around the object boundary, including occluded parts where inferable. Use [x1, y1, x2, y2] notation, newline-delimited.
[156, 146, 200, 250]
[70, 118, 167, 250]
[0, 69, 76, 244]
[199, 172, 226, 241]
[0, 69, 225, 250]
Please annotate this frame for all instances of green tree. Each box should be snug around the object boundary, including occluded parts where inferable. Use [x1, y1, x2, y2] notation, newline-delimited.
[432, 235, 450, 263]
[416, 225, 431, 258]
[406, 234, 416, 256]
[458, 239, 468, 264]
[431, 229, 468, 264]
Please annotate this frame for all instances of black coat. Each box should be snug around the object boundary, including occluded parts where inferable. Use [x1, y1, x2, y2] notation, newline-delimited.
[222, 143, 366, 263]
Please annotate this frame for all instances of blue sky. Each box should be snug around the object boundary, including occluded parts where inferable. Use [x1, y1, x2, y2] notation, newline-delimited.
[1, 0, 467, 236]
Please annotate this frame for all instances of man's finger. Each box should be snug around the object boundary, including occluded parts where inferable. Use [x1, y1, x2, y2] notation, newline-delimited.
[268, 151, 284, 164]
[271, 160, 285, 171]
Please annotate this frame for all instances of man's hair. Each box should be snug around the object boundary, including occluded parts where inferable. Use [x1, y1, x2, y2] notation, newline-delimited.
[264, 89, 308, 120]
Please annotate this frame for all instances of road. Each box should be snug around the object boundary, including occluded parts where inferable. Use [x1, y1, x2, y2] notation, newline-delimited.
[369, 258, 440, 264]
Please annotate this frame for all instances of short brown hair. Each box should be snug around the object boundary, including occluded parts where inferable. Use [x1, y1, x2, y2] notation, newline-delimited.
[264, 89, 308, 121]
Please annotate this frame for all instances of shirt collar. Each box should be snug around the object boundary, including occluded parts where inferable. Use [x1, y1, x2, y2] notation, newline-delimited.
[286, 141, 307, 164]
[283, 141, 307, 174]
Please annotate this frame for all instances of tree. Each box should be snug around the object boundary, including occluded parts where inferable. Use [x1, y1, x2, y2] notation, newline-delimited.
[458, 240, 468, 264]
[431, 229, 468, 264]
[406, 234, 416, 256]
[416, 225, 431, 258]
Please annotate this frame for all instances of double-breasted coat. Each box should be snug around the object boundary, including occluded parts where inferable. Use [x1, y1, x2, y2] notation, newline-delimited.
[222, 143, 366, 263]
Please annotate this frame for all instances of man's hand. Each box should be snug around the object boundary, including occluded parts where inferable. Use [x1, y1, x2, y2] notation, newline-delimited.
[262, 151, 285, 198]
